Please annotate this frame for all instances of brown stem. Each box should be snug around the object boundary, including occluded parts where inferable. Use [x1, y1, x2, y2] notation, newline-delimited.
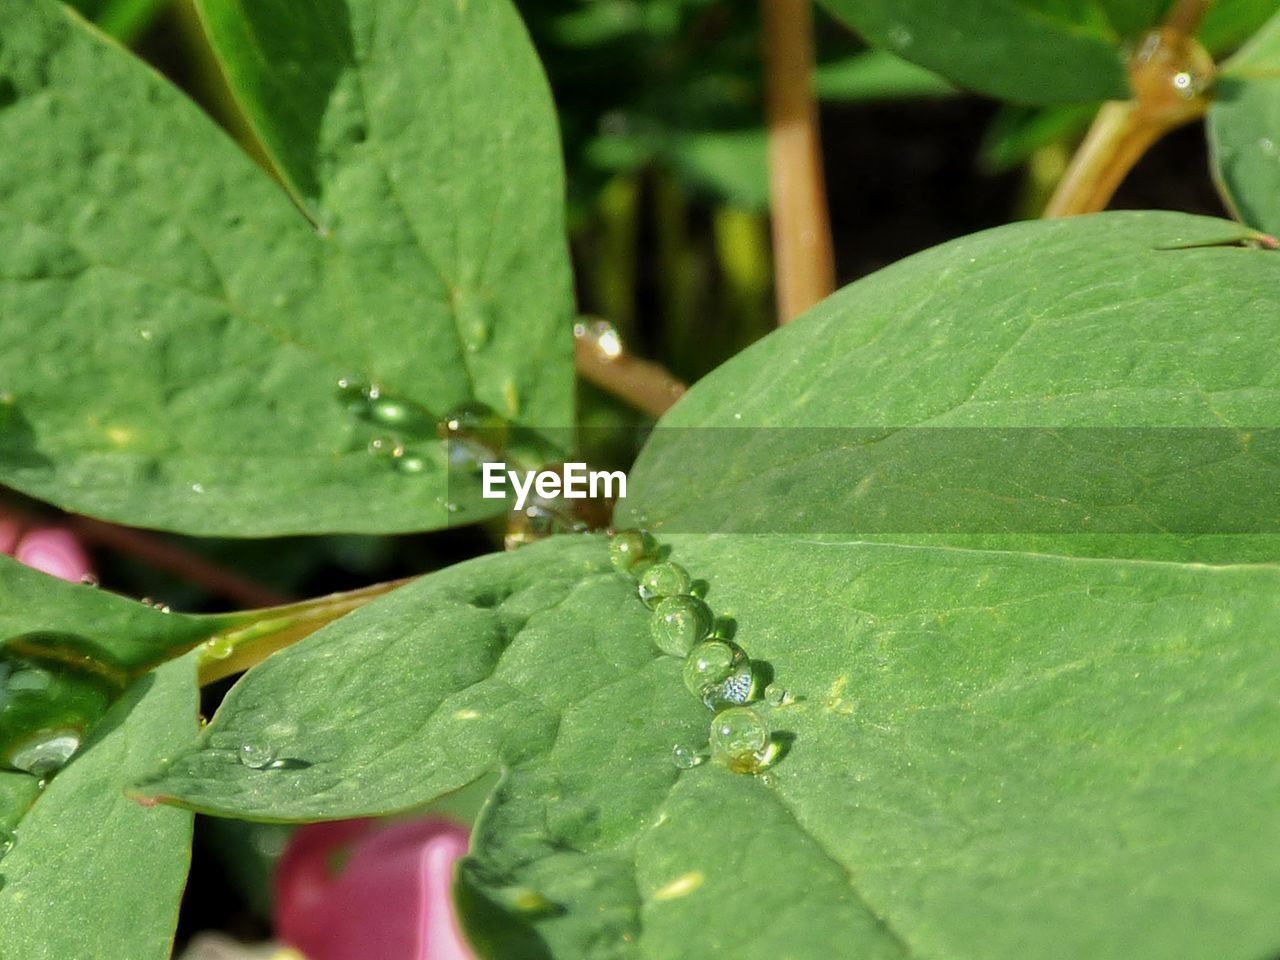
[761, 0, 836, 323]
[574, 323, 687, 418]
[68, 516, 290, 609]
[1164, 0, 1214, 36]
[1045, 14, 1216, 218]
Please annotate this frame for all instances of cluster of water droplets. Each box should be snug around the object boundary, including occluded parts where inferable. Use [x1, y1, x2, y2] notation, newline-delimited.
[610, 530, 788, 776]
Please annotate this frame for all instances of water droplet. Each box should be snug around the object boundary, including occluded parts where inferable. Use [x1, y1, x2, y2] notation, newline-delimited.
[1170, 69, 1206, 99]
[0, 638, 125, 777]
[671, 743, 703, 769]
[336, 374, 373, 414]
[9, 729, 81, 777]
[638, 562, 692, 607]
[709, 706, 772, 775]
[79, 574, 99, 588]
[887, 23, 912, 48]
[137, 328, 154, 342]
[190, 482, 205, 494]
[367, 435, 405, 459]
[704, 664, 755, 710]
[608, 529, 656, 575]
[682, 639, 742, 698]
[395, 454, 427, 474]
[574, 318, 624, 360]
[765, 684, 793, 707]
[238, 740, 277, 770]
[368, 396, 434, 435]
[203, 635, 234, 660]
[1261, 137, 1278, 158]
[0, 829, 14, 860]
[651, 595, 714, 657]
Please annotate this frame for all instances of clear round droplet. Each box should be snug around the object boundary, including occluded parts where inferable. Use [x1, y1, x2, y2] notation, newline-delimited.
[239, 741, 277, 770]
[203, 636, 234, 660]
[765, 684, 793, 707]
[395, 454, 428, 474]
[438, 402, 508, 451]
[671, 743, 703, 770]
[79, 574, 100, 588]
[682, 640, 740, 699]
[0, 829, 14, 860]
[368, 396, 433, 436]
[651, 595, 714, 657]
[638, 561, 692, 607]
[608, 529, 655, 575]
[709, 706, 771, 775]
[703, 663, 755, 710]
[9, 729, 82, 778]
[367, 435, 405, 459]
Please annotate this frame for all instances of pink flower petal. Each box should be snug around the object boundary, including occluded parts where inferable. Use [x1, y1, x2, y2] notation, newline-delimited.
[13, 527, 92, 583]
[275, 818, 477, 960]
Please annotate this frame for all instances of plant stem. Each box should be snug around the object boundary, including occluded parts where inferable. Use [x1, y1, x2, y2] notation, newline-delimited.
[68, 517, 291, 608]
[1045, 6, 1216, 217]
[761, 0, 835, 323]
[574, 326, 687, 418]
[197, 578, 410, 684]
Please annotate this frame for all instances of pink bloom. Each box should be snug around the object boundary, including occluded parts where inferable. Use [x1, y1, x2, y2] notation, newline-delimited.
[275, 818, 477, 960]
[0, 514, 93, 583]
[13, 526, 92, 583]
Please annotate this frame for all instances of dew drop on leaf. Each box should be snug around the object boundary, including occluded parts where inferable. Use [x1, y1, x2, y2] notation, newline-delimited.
[682, 639, 746, 702]
[608, 529, 655, 575]
[239, 740, 278, 770]
[367, 435, 405, 459]
[651, 595, 714, 657]
[709, 706, 771, 775]
[0, 829, 14, 861]
[0, 638, 125, 779]
[671, 743, 703, 769]
[765, 684, 793, 707]
[9, 729, 81, 778]
[394, 454, 427, 475]
[203, 635, 234, 660]
[638, 561, 692, 607]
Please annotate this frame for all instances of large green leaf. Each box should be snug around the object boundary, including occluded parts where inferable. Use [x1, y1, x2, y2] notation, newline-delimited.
[0, 0, 572, 535]
[1209, 10, 1280, 235]
[620, 211, 1280, 563]
[0, 656, 197, 960]
[816, 0, 1134, 103]
[139, 533, 1280, 959]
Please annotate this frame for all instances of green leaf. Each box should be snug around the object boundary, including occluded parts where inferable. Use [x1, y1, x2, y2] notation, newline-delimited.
[619, 211, 1280, 563]
[979, 102, 1098, 172]
[816, 0, 1131, 104]
[814, 49, 957, 101]
[65, 0, 170, 42]
[139, 533, 1280, 959]
[0, 656, 197, 960]
[0, 0, 572, 536]
[1199, 0, 1280, 56]
[1208, 10, 1280, 236]
[0, 553, 232, 671]
[663, 130, 769, 211]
